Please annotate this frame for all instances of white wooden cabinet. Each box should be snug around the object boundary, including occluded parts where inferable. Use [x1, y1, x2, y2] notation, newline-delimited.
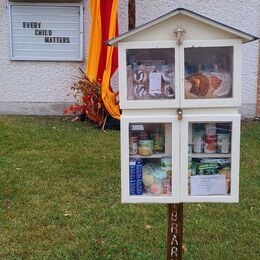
[107, 8, 257, 204]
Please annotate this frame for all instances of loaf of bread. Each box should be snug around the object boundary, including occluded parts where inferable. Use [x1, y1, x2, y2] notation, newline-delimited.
[185, 73, 224, 99]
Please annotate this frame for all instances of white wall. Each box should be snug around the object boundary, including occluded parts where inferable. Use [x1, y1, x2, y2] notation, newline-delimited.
[0, 0, 259, 117]
[0, 0, 90, 115]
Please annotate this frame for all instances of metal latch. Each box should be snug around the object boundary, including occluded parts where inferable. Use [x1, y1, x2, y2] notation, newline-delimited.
[177, 108, 183, 120]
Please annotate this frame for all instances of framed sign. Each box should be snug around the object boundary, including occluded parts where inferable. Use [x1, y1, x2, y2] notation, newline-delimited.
[8, 2, 84, 61]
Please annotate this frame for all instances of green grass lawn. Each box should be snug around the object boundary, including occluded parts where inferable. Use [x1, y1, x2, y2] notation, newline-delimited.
[0, 116, 259, 259]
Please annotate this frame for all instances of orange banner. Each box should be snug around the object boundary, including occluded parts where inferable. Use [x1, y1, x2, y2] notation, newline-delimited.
[86, 0, 120, 120]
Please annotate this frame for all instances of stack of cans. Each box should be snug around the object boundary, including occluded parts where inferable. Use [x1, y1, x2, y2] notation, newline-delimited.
[129, 159, 143, 195]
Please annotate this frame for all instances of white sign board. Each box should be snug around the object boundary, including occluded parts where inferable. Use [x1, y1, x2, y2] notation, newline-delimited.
[9, 3, 83, 61]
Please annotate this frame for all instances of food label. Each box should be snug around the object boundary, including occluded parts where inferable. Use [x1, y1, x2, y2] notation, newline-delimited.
[193, 136, 204, 153]
[205, 123, 216, 135]
[204, 135, 216, 153]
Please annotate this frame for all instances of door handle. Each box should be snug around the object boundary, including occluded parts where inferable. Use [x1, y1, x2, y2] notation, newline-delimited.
[177, 108, 183, 120]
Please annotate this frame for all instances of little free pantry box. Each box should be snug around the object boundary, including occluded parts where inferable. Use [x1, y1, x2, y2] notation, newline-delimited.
[107, 8, 258, 204]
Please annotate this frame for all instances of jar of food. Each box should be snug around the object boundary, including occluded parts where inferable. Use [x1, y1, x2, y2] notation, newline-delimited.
[138, 140, 153, 156]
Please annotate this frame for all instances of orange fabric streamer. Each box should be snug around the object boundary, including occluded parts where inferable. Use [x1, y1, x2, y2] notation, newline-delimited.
[101, 0, 120, 119]
[86, 0, 120, 120]
[86, 1, 101, 81]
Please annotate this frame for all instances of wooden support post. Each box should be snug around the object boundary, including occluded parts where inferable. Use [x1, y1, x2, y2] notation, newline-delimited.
[128, 0, 136, 30]
[167, 203, 183, 260]
[256, 46, 260, 118]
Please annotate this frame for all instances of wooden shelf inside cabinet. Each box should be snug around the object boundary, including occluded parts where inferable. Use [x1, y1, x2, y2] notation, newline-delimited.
[191, 153, 231, 158]
[130, 153, 169, 159]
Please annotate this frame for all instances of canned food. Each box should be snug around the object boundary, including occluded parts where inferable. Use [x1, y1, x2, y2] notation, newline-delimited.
[197, 162, 219, 175]
[217, 133, 230, 154]
[136, 179, 143, 195]
[129, 160, 136, 180]
[129, 180, 136, 195]
[161, 156, 172, 180]
[192, 123, 205, 134]
[129, 136, 138, 155]
[204, 135, 217, 154]
[139, 139, 153, 147]
[188, 144, 192, 157]
[161, 156, 172, 167]
[192, 133, 204, 153]
[205, 123, 216, 136]
[135, 160, 143, 180]
[138, 146, 153, 156]
[151, 132, 165, 153]
[164, 179, 172, 194]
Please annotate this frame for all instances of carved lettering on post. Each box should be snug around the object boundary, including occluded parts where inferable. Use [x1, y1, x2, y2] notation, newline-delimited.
[167, 204, 183, 260]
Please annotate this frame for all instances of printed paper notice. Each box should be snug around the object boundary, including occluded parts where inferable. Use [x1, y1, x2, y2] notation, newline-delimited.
[149, 72, 161, 95]
[190, 175, 227, 196]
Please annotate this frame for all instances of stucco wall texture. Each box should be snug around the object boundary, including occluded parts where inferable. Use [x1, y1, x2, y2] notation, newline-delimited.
[0, 0, 259, 117]
[0, 0, 89, 115]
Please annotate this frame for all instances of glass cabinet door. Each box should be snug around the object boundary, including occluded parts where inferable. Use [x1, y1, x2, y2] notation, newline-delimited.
[118, 41, 179, 109]
[184, 46, 233, 99]
[180, 115, 240, 202]
[180, 40, 241, 108]
[126, 48, 175, 100]
[121, 116, 179, 203]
